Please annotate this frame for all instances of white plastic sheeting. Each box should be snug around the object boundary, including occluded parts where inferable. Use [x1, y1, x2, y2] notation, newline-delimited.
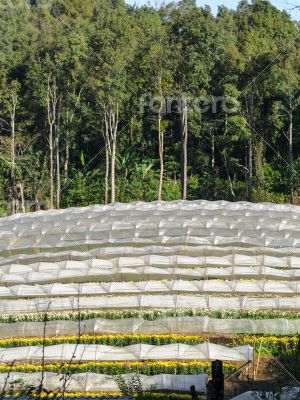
[2, 200, 300, 256]
[2, 246, 300, 269]
[0, 280, 300, 299]
[0, 372, 208, 393]
[0, 295, 300, 314]
[1, 316, 299, 338]
[1, 201, 300, 332]
[0, 343, 253, 362]
[1, 263, 300, 285]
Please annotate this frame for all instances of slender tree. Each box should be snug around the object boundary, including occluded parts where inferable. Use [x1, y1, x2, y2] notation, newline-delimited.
[55, 95, 61, 209]
[46, 76, 58, 209]
[103, 102, 119, 204]
[9, 89, 17, 214]
[157, 77, 164, 201]
[180, 97, 188, 200]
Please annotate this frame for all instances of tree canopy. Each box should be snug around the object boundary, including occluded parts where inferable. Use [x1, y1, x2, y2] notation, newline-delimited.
[0, 0, 299, 214]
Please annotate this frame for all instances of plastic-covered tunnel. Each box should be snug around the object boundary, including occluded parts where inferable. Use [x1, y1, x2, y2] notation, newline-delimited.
[1, 200, 300, 394]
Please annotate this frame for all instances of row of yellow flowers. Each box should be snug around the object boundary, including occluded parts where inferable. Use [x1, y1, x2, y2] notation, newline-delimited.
[0, 333, 298, 348]
[0, 334, 297, 358]
[11, 392, 200, 400]
[9, 393, 122, 398]
[0, 361, 239, 375]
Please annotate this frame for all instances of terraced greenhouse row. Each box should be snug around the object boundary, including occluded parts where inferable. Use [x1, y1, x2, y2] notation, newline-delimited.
[1, 201, 300, 398]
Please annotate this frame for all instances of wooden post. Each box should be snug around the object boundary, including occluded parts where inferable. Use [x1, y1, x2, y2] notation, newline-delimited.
[254, 340, 262, 380]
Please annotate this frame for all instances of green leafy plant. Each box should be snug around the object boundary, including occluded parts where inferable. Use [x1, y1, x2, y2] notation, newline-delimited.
[114, 373, 152, 398]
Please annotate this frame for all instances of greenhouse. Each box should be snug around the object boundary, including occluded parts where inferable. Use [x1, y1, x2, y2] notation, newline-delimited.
[1, 200, 300, 398]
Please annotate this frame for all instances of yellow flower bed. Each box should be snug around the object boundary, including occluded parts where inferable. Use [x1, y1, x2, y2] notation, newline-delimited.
[61, 394, 198, 400]
[0, 360, 238, 374]
[12, 392, 122, 398]
[0, 334, 297, 359]
[0, 333, 298, 348]
[11, 392, 196, 400]
[243, 336, 299, 343]
[0, 333, 207, 346]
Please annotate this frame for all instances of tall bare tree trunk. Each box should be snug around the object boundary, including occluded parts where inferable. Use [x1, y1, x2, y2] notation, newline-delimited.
[289, 110, 294, 204]
[158, 81, 164, 201]
[180, 98, 188, 200]
[103, 113, 111, 205]
[56, 137, 61, 209]
[110, 104, 118, 204]
[49, 124, 54, 209]
[17, 182, 25, 213]
[47, 76, 58, 210]
[103, 102, 118, 204]
[64, 134, 69, 186]
[248, 138, 253, 202]
[211, 129, 217, 200]
[111, 136, 116, 204]
[49, 125, 54, 208]
[56, 97, 61, 209]
[211, 130, 215, 171]
[10, 91, 17, 215]
[104, 145, 109, 205]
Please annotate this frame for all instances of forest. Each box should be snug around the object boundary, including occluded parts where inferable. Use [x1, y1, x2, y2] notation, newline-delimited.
[0, 0, 300, 215]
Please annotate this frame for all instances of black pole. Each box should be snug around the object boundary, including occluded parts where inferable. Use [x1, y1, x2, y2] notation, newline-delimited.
[190, 384, 198, 400]
[206, 360, 224, 400]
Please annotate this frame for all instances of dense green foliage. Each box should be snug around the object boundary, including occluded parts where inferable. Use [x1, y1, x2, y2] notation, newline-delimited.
[0, 0, 299, 214]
